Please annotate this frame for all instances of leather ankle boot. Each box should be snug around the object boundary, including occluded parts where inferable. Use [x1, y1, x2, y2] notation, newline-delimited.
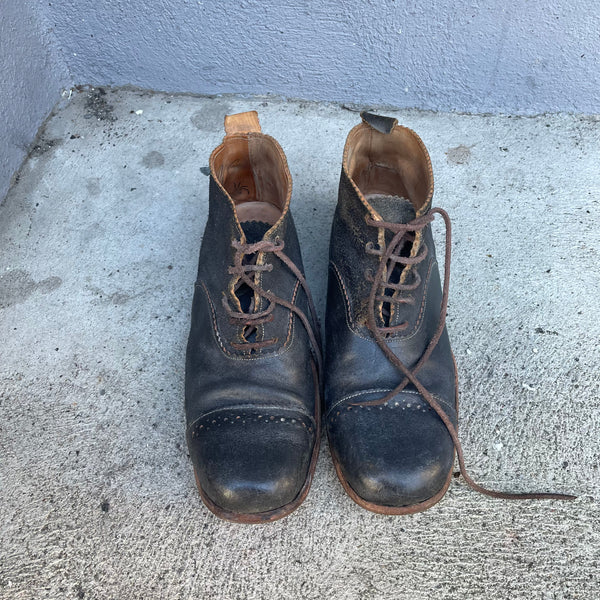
[325, 112, 575, 513]
[325, 112, 456, 513]
[185, 111, 321, 523]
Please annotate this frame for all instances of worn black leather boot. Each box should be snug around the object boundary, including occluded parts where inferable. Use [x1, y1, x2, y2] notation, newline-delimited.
[325, 112, 456, 513]
[185, 111, 321, 523]
[325, 112, 575, 514]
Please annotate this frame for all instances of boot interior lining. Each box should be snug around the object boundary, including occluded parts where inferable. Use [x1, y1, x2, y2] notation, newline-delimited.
[211, 135, 289, 225]
[345, 124, 431, 211]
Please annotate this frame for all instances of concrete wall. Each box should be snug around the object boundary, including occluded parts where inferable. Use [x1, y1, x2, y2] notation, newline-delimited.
[43, 0, 599, 114]
[0, 0, 71, 201]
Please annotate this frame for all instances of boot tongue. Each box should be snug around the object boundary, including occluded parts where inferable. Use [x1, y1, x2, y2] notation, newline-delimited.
[241, 220, 272, 244]
[367, 195, 416, 224]
[235, 221, 272, 313]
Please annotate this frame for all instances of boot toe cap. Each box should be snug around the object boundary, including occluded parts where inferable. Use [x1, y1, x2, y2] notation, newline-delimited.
[327, 395, 455, 509]
[188, 410, 316, 516]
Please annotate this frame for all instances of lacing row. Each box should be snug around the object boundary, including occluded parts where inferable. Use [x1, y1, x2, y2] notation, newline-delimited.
[365, 212, 434, 334]
[222, 238, 323, 376]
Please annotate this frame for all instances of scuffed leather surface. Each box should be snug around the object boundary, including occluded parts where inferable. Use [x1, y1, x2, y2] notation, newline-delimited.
[325, 168, 457, 507]
[186, 178, 316, 422]
[185, 174, 318, 514]
[189, 409, 315, 514]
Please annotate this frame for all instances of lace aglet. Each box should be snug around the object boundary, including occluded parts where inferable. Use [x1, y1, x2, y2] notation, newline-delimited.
[514, 493, 577, 502]
[542, 493, 577, 501]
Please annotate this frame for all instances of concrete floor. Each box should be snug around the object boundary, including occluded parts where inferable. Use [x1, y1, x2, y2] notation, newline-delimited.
[1, 88, 599, 600]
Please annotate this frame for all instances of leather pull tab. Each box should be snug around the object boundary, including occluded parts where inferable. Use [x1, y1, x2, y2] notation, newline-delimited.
[224, 111, 261, 135]
[360, 111, 398, 134]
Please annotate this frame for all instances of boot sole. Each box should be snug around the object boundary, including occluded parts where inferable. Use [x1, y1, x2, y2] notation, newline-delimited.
[192, 360, 321, 524]
[329, 355, 459, 515]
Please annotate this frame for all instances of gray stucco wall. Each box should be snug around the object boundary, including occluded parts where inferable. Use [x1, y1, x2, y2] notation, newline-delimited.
[43, 0, 599, 114]
[1, 1, 599, 202]
[0, 0, 71, 201]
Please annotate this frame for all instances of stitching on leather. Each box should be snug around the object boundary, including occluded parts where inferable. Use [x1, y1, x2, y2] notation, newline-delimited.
[199, 280, 232, 356]
[329, 257, 438, 343]
[327, 388, 426, 415]
[284, 281, 300, 345]
[326, 388, 393, 415]
[197, 280, 297, 362]
[188, 408, 315, 435]
[188, 406, 316, 430]
[412, 259, 435, 336]
[327, 388, 456, 422]
[330, 261, 352, 320]
[329, 261, 372, 341]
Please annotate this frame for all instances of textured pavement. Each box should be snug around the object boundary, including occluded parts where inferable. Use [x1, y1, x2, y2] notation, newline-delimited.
[1, 89, 599, 599]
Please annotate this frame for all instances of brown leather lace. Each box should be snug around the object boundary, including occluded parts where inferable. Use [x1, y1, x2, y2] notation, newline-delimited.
[222, 238, 322, 376]
[356, 207, 575, 501]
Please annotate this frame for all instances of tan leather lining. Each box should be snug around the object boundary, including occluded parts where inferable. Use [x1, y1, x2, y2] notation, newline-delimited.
[211, 133, 290, 225]
[235, 201, 282, 223]
[345, 123, 432, 212]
